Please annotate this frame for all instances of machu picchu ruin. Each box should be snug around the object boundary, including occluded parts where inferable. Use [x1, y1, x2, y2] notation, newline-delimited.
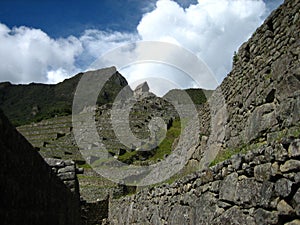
[0, 0, 300, 224]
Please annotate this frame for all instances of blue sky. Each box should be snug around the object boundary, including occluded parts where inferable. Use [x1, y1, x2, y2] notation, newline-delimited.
[0, 0, 281, 38]
[0, 0, 199, 38]
[0, 0, 283, 95]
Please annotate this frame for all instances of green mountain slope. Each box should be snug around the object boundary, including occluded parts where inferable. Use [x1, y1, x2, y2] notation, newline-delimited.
[164, 88, 212, 105]
[0, 67, 129, 126]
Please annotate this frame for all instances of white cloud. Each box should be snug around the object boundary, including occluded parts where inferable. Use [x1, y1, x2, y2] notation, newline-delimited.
[0, 23, 83, 84]
[136, 0, 267, 85]
[0, 0, 275, 96]
[122, 63, 199, 96]
[79, 29, 139, 59]
[47, 68, 71, 84]
[0, 23, 138, 84]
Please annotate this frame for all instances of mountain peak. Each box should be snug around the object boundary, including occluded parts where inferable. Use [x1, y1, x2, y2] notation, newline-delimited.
[134, 81, 150, 97]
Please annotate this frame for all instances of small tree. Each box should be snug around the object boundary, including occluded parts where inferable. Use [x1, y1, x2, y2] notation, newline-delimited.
[233, 51, 238, 64]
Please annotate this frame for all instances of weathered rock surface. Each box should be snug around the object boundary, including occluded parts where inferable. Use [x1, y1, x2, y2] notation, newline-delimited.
[134, 81, 150, 97]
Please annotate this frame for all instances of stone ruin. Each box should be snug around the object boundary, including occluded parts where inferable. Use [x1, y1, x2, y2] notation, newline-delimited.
[1, 0, 300, 224]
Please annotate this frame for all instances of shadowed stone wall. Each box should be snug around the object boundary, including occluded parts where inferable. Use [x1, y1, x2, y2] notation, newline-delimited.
[0, 110, 81, 225]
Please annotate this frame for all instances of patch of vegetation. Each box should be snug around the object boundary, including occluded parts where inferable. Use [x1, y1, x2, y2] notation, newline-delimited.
[267, 127, 300, 144]
[77, 163, 92, 169]
[148, 119, 181, 161]
[209, 141, 267, 167]
[264, 73, 273, 80]
[185, 89, 208, 105]
[233, 51, 239, 64]
[91, 157, 118, 168]
[210, 146, 247, 167]
[118, 118, 181, 164]
[291, 127, 300, 138]
[118, 150, 138, 164]
[150, 161, 198, 187]
[164, 88, 208, 105]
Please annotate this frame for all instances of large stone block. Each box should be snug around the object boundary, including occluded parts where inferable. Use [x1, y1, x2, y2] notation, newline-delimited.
[219, 172, 238, 202]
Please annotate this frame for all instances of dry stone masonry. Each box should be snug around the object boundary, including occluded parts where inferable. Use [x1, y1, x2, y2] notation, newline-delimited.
[108, 139, 300, 225]
[44, 158, 83, 197]
[188, 0, 300, 168]
[107, 0, 300, 224]
[1, 0, 299, 224]
[214, 0, 300, 150]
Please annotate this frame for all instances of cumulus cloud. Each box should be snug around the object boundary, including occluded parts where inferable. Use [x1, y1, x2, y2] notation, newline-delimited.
[135, 0, 267, 85]
[79, 29, 139, 62]
[0, 23, 83, 84]
[0, 0, 274, 95]
[0, 23, 137, 84]
[123, 63, 199, 96]
[91, 40, 217, 96]
[47, 68, 71, 84]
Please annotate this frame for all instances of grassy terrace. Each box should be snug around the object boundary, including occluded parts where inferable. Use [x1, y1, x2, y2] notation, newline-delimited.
[118, 118, 181, 164]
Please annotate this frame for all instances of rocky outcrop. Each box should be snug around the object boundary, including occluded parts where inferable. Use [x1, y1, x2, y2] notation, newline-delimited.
[134, 82, 150, 97]
[108, 139, 300, 225]
[0, 109, 81, 225]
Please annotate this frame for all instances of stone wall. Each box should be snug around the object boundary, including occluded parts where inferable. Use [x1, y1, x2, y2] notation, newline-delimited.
[81, 197, 109, 225]
[0, 109, 81, 225]
[214, 0, 300, 149]
[186, 0, 300, 172]
[107, 0, 300, 224]
[108, 139, 300, 225]
[44, 158, 83, 198]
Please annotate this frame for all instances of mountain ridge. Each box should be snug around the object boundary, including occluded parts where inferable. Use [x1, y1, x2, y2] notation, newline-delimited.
[0, 67, 210, 126]
[0, 67, 128, 126]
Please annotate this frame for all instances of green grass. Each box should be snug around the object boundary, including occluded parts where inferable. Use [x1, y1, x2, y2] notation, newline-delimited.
[148, 119, 181, 161]
[118, 151, 138, 164]
[233, 51, 238, 64]
[77, 174, 106, 181]
[209, 141, 267, 167]
[91, 157, 119, 168]
[264, 73, 272, 80]
[0, 71, 128, 126]
[164, 88, 207, 106]
[77, 163, 92, 169]
[291, 127, 300, 138]
[267, 126, 300, 144]
[118, 118, 181, 164]
[149, 162, 197, 187]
